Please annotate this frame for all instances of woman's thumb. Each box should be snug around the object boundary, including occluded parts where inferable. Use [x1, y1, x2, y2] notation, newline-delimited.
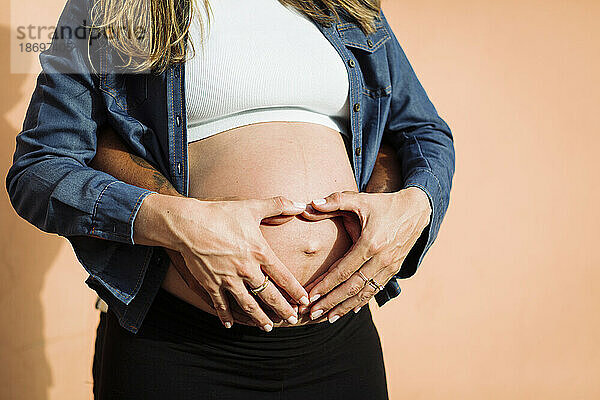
[255, 196, 306, 219]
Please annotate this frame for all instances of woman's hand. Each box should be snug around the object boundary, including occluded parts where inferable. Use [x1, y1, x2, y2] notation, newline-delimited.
[134, 193, 310, 331]
[164, 248, 276, 327]
[299, 187, 432, 322]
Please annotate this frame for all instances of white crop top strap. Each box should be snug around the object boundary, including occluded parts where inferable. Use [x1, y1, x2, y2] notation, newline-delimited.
[184, 0, 351, 143]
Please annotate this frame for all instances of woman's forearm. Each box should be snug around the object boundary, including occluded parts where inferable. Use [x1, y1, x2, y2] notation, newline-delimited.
[90, 125, 404, 248]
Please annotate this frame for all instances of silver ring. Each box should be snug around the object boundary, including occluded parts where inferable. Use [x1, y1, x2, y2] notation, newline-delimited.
[249, 275, 270, 295]
[357, 271, 369, 284]
[367, 278, 384, 292]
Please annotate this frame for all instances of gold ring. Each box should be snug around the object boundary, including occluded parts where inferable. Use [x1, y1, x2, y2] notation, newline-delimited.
[357, 271, 369, 284]
[249, 275, 270, 295]
[368, 278, 384, 292]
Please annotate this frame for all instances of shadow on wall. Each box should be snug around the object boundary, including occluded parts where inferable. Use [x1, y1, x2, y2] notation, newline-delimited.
[0, 24, 62, 400]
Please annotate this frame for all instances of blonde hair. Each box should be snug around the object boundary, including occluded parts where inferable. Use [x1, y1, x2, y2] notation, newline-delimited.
[89, 0, 381, 74]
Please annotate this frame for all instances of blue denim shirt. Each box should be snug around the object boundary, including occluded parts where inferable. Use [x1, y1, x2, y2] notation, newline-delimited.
[6, 0, 455, 333]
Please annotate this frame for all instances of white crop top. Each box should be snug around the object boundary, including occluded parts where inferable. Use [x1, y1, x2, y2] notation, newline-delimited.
[184, 0, 351, 143]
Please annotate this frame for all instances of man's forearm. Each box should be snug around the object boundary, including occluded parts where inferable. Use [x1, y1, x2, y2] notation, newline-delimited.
[91, 124, 404, 197]
[90, 125, 181, 196]
[365, 138, 403, 193]
[90, 126, 200, 303]
[89, 126, 277, 323]
[90, 126, 405, 315]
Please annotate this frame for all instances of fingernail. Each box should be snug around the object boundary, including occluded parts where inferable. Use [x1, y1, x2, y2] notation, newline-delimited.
[329, 315, 340, 323]
[224, 321, 232, 329]
[312, 198, 326, 205]
[305, 204, 316, 213]
[299, 296, 309, 306]
[287, 315, 298, 324]
[263, 324, 273, 332]
[310, 309, 323, 320]
[293, 201, 306, 210]
[353, 307, 362, 314]
[309, 294, 320, 303]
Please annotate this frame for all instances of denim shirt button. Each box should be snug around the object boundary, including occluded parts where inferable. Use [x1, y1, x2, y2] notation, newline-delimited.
[353, 102, 360, 112]
[175, 115, 181, 127]
[366, 39, 374, 48]
[177, 162, 182, 175]
[348, 59, 356, 68]
[355, 147, 361, 156]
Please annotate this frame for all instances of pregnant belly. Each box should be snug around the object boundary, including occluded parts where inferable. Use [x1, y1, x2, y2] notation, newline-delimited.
[161, 121, 359, 325]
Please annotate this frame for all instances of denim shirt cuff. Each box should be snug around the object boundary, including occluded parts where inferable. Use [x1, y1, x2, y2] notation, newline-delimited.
[89, 180, 156, 245]
[395, 167, 444, 279]
[374, 277, 402, 307]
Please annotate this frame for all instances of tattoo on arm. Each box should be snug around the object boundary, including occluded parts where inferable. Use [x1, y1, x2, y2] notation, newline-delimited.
[125, 152, 178, 195]
[151, 171, 176, 194]
[128, 152, 157, 172]
[365, 143, 402, 193]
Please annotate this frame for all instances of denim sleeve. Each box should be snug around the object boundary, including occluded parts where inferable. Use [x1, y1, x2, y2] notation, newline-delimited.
[5, 0, 157, 304]
[379, 11, 456, 280]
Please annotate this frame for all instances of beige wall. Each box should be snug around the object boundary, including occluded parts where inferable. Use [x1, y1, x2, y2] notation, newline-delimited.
[1, 0, 599, 398]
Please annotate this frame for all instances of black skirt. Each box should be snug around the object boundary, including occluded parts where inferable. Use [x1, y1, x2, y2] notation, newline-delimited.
[93, 288, 388, 400]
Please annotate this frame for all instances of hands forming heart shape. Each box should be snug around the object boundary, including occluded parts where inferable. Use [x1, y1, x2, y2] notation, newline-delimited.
[92, 126, 432, 329]
[167, 186, 431, 327]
